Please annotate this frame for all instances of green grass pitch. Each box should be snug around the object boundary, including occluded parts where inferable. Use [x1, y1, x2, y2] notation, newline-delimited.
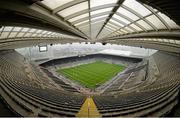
[57, 61, 125, 89]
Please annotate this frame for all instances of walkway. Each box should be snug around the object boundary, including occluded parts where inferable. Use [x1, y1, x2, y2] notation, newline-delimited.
[76, 97, 101, 117]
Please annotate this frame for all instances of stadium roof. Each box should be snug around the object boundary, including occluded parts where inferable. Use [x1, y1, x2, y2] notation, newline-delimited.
[0, 0, 180, 52]
[40, 0, 179, 39]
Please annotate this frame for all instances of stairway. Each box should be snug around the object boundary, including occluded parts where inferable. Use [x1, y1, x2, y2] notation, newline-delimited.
[76, 97, 101, 117]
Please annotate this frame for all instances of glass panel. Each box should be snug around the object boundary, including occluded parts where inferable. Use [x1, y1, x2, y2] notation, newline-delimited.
[79, 25, 89, 32]
[41, 31, 48, 34]
[13, 27, 22, 32]
[117, 7, 139, 21]
[37, 34, 43, 37]
[31, 33, 38, 37]
[8, 32, 17, 38]
[109, 19, 124, 27]
[120, 29, 128, 34]
[58, 2, 88, 17]
[136, 20, 153, 30]
[115, 32, 120, 35]
[113, 14, 130, 24]
[175, 40, 180, 44]
[24, 33, 32, 37]
[91, 0, 118, 8]
[41, 0, 73, 10]
[103, 28, 113, 34]
[157, 12, 180, 29]
[52, 33, 58, 36]
[163, 39, 169, 42]
[99, 29, 112, 39]
[91, 19, 106, 24]
[48, 34, 53, 37]
[106, 28, 114, 33]
[124, 27, 134, 32]
[77, 23, 89, 29]
[1, 32, 9, 38]
[105, 25, 117, 31]
[29, 29, 36, 32]
[42, 34, 47, 37]
[91, 7, 113, 15]
[107, 22, 120, 29]
[91, 22, 105, 38]
[50, 32, 55, 35]
[68, 13, 89, 22]
[46, 32, 51, 35]
[153, 38, 157, 41]
[36, 30, 43, 33]
[16, 32, 25, 37]
[114, 32, 120, 35]
[74, 20, 89, 26]
[91, 15, 108, 21]
[158, 39, 163, 42]
[169, 39, 175, 43]
[57, 33, 63, 37]
[21, 28, 29, 32]
[129, 24, 142, 31]
[117, 30, 124, 34]
[146, 15, 166, 29]
[123, 0, 151, 16]
[76, 23, 89, 28]
[3, 26, 13, 31]
[111, 33, 116, 37]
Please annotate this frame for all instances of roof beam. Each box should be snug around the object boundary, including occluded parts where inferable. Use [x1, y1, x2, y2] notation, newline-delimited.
[14, 27, 23, 37]
[72, 11, 111, 25]
[110, 17, 138, 33]
[22, 28, 31, 37]
[52, 0, 87, 14]
[141, 4, 171, 30]
[108, 21, 122, 28]
[103, 30, 180, 40]
[76, 17, 107, 28]
[95, 0, 125, 38]
[65, 3, 117, 20]
[115, 12, 147, 31]
[121, 5, 158, 31]
[105, 40, 180, 53]
[104, 13, 155, 38]
[106, 24, 119, 30]
[0, 26, 5, 37]
[0, 0, 87, 38]
[7, 27, 15, 38]
[88, 0, 91, 39]
[137, 0, 180, 27]
[22, 0, 42, 5]
[29, 29, 38, 37]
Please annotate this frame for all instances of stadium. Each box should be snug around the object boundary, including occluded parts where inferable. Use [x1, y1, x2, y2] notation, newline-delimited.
[0, 0, 180, 117]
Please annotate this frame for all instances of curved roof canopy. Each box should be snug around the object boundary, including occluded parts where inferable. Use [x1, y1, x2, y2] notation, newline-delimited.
[0, 0, 180, 52]
[38, 0, 180, 40]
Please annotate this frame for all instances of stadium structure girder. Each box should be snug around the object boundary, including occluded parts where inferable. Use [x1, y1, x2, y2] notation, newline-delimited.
[137, 0, 180, 26]
[0, 0, 88, 39]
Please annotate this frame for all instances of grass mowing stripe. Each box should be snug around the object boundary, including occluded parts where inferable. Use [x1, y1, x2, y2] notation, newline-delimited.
[57, 61, 125, 89]
[61, 69, 98, 85]
[62, 71, 96, 87]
